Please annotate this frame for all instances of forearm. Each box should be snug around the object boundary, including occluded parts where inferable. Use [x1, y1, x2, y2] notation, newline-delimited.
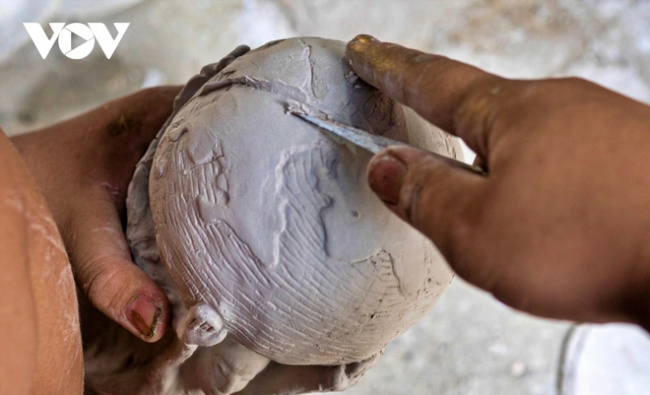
[0, 128, 84, 394]
[0, 129, 38, 394]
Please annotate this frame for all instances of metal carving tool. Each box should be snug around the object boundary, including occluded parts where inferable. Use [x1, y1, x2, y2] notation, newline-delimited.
[291, 110, 486, 176]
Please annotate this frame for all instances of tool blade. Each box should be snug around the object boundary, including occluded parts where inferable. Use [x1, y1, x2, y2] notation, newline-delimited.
[291, 111, 405, 154]
[290, 109, 486, 176]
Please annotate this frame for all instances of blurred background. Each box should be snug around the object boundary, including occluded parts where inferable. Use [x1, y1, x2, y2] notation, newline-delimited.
[1, 1, 650, 394]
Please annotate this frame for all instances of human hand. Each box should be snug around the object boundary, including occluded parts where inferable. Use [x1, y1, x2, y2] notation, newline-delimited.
[12, 86, 180, 341]
[347, 35, 650, 330]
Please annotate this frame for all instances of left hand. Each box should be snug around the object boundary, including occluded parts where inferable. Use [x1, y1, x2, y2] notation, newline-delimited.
[12, 86, 180, 342]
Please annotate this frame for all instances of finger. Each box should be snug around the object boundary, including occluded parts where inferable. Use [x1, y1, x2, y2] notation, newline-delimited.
[367, 145, 485, 270]
[104, 86, 181, 163]
[66, 191, 170, 342]
[346, 35, 508, 157]
[124, 85, 182, 146]
[76, 87, 177, 341]
[92, 86, 181, 202]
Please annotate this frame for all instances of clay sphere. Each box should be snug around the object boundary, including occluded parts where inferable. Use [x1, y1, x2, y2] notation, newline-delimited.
[119, 37, 459, 394]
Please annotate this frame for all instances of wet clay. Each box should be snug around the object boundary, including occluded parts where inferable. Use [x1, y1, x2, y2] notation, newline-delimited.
[84, 38, 460, 395]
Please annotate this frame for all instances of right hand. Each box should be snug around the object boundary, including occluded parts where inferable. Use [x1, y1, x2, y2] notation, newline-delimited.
[347, 34, 650, 331]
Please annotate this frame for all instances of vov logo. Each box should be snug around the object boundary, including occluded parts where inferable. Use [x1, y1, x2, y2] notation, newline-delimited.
[23, 23, 130, 60]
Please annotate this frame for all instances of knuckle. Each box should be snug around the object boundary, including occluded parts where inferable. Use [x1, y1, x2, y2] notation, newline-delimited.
[498, 77, 589, 110]
[399, 54, 457, 109]
[76, 256, 128, 315]
[402, 157, 479, 247]
[455, 78, 563, 138]
[444, 195, 481, 262]
[490, 79, 549, 114]
[556, 77, 604, 101]
[453, 76, 509, 135]
[399, 158, 442, 226]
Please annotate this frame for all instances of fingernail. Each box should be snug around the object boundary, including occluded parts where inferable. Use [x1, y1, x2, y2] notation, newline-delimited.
[367, 152, 407, 205]
[126, 295, 161, 339]
[351, 34, 379, 45]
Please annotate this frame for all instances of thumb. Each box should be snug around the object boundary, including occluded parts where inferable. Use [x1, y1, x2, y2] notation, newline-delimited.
[67, 193, 170, 342]
[367, 146, 485, 266]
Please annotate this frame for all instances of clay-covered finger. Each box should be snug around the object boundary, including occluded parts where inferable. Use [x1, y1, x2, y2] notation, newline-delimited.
[346, 34, 507, 155]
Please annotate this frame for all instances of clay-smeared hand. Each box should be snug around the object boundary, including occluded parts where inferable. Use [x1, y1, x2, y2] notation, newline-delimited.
[347, 34, 650, 331]
[12, 87, 180, 341]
